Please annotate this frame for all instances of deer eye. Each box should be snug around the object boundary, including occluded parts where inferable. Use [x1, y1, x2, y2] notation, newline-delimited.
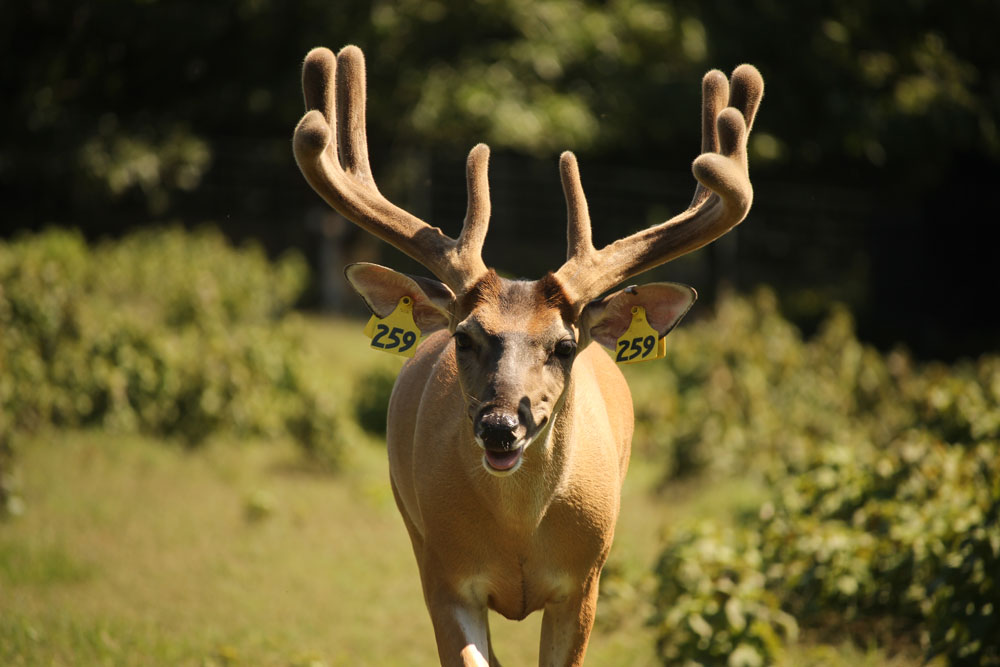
[454, 332, 473, 350]
[553, 339, 577, 359]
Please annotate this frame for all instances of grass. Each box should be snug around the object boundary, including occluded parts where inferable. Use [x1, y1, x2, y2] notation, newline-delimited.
[1, 428, 425, 666]
[0, 317, 922, 665]
[0, 426, 674, 666]
[0, 427, 670, 665]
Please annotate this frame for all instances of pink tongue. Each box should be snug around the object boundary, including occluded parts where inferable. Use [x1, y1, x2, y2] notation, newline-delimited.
[485, 447, 522, 470]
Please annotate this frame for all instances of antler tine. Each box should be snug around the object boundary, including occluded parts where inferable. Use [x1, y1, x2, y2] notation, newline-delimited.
[553, 64, 764, 309]
[559, 151, 595, 262]
[293, 46, 490, 294]
[690, 69, 730, 208]
[302, 47, 336, 127]
[458, 143, 491, 259]
[335, 46, 377, 188]
[729, 64, 764, 135]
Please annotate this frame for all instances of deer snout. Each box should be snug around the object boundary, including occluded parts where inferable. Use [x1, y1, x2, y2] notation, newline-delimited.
[475, 411, 524, 451]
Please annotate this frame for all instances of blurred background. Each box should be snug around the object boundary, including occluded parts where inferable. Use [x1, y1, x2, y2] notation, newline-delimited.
[3, 0, 998, 357]
[2, 2, 999, 666]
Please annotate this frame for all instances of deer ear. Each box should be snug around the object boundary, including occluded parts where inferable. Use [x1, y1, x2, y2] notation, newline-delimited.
[581, 282, 697, 350]
[345, 262, 455, 334]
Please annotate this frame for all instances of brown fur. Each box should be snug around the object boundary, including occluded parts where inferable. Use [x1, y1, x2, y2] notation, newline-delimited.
[387, 286, 633, 665]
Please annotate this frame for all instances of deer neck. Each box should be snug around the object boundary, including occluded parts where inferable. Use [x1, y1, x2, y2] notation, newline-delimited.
[460, 376, 578, 534]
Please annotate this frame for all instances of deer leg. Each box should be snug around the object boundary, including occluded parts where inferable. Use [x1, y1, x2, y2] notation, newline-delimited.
[537, 574, 600, 667]
[391, 482, 495, 665]
[427, 595, 491, 667]
[420, 567, 493, 667]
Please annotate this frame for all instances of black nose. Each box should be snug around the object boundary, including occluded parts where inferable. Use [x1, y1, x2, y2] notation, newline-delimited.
[477, 412, 519, 450]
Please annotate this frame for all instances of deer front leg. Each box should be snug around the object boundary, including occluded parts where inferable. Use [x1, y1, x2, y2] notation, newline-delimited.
[421, 569, 496, 667]
[537, 573, 600, 667]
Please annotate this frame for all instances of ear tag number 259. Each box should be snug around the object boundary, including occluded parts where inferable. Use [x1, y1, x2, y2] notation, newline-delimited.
[362, 296, 423, 358]
[615, 306, 666, 365]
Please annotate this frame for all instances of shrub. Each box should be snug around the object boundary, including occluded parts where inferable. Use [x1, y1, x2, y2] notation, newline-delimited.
[0, 227, 348, 472]
[353, 366, 398, 437]
[652, 521, 798, 666]
[648, 290, 1000, 665]
[626, 291, 917, 482]
[0, 425, 18, 518]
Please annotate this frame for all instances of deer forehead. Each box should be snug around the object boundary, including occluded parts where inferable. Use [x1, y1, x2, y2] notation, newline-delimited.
[462, 277, 574, 341]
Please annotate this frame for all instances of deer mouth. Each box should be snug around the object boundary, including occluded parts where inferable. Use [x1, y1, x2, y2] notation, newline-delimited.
[483, 445, 525, 472]
[478, 416, 548, 475]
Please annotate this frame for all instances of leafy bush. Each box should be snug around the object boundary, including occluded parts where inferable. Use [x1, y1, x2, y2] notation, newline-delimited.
[763, 435, 1000, 665]
[653, 522, 798, 666]
[647, 290, 1000, 665]
[0, 423, 18, 518]
[353, 366, 398, 437]
[0, 228, 348, 473]
[654, 437, 999, 666]
[626, 291, 900, 480]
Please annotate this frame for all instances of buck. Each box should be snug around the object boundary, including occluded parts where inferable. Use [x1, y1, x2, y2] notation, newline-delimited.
[293, 45, 763, 667]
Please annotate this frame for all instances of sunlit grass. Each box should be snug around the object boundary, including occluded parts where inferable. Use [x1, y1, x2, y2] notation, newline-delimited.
[1, 427, 665, 665]
[1, 427, 918, 666]
[1, 428, 431, 666]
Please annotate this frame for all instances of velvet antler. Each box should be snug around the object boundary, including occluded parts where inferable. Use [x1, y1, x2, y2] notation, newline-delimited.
[553, 65, 764, 308]
[292, 46, 492, 295]
[293, 46, 763, 307]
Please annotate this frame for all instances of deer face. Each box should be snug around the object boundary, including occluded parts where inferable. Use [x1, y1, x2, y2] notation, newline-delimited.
[452, 273, 577, 475]
[347, 264, 579, 476]
[347, 263, 697, 477]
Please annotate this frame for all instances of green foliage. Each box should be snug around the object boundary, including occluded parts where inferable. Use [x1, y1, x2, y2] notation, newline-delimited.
[3, 0, 712, 228]
[628, 289, 835, 478]
[0, 423, 16, 518]
[629, 289, 999, 481]
[391, 0, 702, 154]
[0, 228, 348, 470]
[682, 0, 1000, 175]
[646, 290, 1000, 665]
[77, 123, 211, 215]
[763, 437, 1000, 665]
[654, 522, 798, 666]
[7, 0, 998, 229]
[353, 366, 398, 437]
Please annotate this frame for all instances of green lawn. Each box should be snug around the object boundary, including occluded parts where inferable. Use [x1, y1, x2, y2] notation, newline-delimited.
[0, 428, 663, 665]
[0, 317, 921, 665]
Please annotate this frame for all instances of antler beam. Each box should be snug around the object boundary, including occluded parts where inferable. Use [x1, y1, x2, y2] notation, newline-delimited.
[553, 65, 764, 308]
[292, 46, 491, 294]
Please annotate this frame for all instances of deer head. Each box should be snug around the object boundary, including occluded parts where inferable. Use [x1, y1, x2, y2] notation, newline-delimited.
[293, 46, 763, 475]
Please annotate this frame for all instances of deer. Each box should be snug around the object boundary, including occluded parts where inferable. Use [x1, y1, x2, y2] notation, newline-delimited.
[292, 45, 763, 667]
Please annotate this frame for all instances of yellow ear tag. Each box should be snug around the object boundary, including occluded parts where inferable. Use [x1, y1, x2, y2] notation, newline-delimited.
[615, 306, 665, 365]
[362, 296, 423, 358]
